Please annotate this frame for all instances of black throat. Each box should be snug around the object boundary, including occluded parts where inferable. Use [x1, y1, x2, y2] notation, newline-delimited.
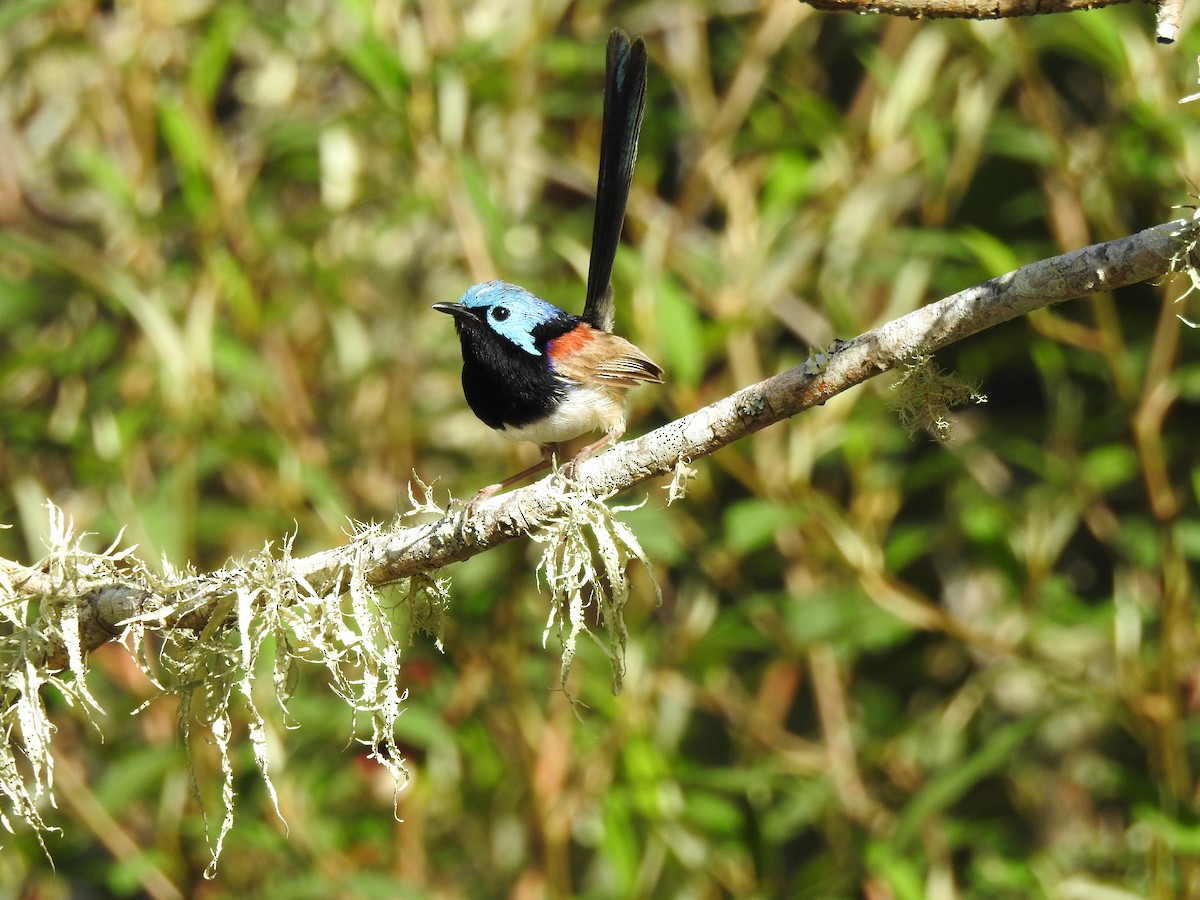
[452, 312, 578, 431]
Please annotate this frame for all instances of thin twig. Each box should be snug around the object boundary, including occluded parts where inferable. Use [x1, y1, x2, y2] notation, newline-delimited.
[798, 0, 1153, 19]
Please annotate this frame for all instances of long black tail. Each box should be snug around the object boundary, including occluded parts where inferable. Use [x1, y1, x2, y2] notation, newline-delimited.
[581, 29, 648, 332]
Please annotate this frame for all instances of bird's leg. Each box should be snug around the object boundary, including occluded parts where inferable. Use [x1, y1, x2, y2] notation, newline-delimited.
[561, 426, 624, 480]
[462, 444, 557, 521]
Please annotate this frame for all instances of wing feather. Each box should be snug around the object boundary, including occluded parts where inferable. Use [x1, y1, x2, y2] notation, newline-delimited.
[550, 329, 663, 387]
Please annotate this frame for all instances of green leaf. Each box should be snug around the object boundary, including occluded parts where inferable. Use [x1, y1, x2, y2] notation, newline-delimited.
[894, 715, 1042, 849]
[723, 499, 800, 553]
[654, 277, 705, 387]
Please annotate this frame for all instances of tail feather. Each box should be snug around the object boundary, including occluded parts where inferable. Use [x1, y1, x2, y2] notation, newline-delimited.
[582, 29, 648, 332]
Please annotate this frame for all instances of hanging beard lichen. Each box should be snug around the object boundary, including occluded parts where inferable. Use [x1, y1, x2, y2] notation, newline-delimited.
[1, 501, 449, 876]
[532, 472, 662, 699]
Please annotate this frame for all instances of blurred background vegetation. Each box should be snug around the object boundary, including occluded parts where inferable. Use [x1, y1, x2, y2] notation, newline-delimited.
[2, 0, 1200, 896]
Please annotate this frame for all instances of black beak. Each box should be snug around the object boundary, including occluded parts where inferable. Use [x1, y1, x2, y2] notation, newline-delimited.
[433, 302, 468, 319]
[434, 302, 488, 332]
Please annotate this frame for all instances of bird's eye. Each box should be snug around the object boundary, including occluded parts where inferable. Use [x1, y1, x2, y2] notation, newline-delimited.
[491, 306, 510, 322]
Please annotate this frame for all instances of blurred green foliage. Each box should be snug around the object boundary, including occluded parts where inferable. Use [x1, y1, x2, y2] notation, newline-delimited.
[2, 0, 1200, 896]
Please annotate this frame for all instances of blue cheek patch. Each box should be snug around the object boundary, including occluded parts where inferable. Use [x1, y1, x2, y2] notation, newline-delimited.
[458, 280, 566, 358]
[501, 324, 542, 357]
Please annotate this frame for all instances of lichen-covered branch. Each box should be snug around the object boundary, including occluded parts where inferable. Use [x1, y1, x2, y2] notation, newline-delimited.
[2, 215, 1197, 650]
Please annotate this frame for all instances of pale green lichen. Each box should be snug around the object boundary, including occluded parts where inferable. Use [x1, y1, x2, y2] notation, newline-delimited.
[665, 457, 697, 506]
[1, 504, 141, 858]
[3, 477, 651, 872]
[1168, 202, 1200, 327]
[2, 500, 448, 876]
[890, 353, 987, 442]
[534, 473, 661, 699]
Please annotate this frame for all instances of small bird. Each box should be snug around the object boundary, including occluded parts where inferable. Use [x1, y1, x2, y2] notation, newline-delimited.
[435, 29, 662, 503]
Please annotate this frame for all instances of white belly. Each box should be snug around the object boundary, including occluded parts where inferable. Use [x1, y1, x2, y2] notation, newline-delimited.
[498, 382, 627, 446]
